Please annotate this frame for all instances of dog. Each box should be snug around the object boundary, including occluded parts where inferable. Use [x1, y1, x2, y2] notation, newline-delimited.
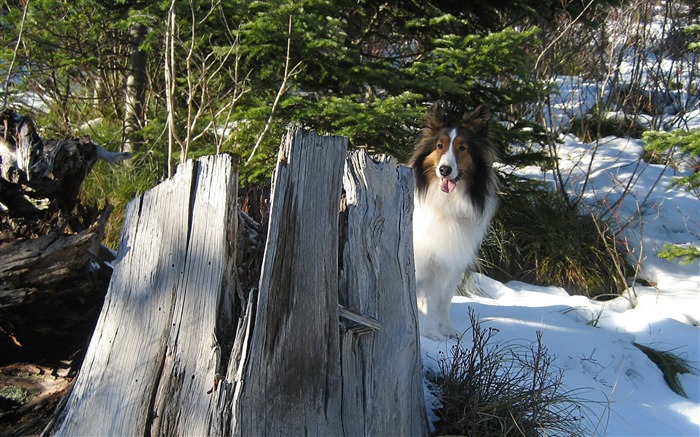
[409, 102, 498, 339]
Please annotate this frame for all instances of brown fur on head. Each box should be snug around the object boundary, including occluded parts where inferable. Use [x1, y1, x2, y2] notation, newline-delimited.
[409, 102, 497, 214]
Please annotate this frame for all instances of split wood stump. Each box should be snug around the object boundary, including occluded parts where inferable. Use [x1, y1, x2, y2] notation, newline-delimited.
[50, 129, 428, 436]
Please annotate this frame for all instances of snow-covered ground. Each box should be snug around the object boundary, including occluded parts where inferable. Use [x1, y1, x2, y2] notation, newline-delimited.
[421, 115, 700, 435]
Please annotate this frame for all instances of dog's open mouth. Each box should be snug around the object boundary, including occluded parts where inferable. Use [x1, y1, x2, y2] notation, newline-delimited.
[440, 176, 459, 193]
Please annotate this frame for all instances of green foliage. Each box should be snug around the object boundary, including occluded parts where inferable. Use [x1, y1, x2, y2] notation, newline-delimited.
[683, 23, 700, 50]
[479, 180, 632, 299]
[1, 0, 133, 114]
[81, 156, 165, 248]
[642, 129, 700, 267]
[2, 0, 551, 167]
[643, 129, 700, 193]
[282, 91, 424, 160]
[633, 343, 697, 398]
[202, 2, 550, 183]
[657, 244, 700, 266]
[1, 0, 592, 246]
[79, 119, 166, 246]
[571, 107, 648, 142]
[429, 309, 589, 436]
[0, 385, 29, 406]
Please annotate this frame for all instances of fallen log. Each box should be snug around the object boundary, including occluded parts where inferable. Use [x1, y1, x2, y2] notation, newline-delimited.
[1, 108, 131, 224]
[0, 212, 112, 363]
[0, 109, 129, 432]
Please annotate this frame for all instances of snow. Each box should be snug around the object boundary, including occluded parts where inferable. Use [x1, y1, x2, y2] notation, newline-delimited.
[545, 75, 608, 132]
[420, 128, 700, 436]
[423, 21, 699, 430]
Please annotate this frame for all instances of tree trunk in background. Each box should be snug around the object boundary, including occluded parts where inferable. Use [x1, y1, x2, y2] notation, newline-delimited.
[123, 22, 148, 155]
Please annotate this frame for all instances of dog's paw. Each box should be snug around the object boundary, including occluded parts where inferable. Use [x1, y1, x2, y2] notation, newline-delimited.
[418, 313, 461, 341]
[445, 330, 461, 340]
[441, 326, 461, 340]
[420, 324, 461, 341]
[418, 320, 443, 341]
[420, 328, 446, 341]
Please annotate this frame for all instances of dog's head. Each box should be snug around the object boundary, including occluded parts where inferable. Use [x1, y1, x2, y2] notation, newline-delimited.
[410, 102, 495, 195]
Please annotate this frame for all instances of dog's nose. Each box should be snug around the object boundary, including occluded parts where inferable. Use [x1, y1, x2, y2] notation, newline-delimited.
[439, 165, 452, 177]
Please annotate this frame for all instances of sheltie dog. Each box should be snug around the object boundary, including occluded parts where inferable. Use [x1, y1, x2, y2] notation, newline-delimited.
[409, 102, 498, 339]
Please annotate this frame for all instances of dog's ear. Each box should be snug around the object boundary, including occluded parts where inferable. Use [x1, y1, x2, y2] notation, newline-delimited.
[462, 104, 491, 134]
[424, 102, 448, 130]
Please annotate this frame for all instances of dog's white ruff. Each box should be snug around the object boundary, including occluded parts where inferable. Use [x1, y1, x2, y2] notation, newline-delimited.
[413, 178, 496, 340]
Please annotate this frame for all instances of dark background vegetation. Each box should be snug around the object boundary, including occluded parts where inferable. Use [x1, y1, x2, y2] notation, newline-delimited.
[1, 0, 698, 296]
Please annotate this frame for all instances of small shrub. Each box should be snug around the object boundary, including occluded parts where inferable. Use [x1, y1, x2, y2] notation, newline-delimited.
[0, 385, 29, 407]
[570, 107, 647, 143]
[428, 309, 590, 436]
[81, 151, 165, 248]
[479, 181, 632, 299]
[634, 343, 697, 398]
[643, 129, 700, 267]
[657, 243, 700, 266]
[643, 129, 700, 196]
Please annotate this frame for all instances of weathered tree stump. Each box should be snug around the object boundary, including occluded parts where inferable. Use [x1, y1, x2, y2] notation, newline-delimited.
[51, 155, 238, 436]
[49, 130, 427, 436]
[228, 129, 348, 435]
[339, 151, 426, 436]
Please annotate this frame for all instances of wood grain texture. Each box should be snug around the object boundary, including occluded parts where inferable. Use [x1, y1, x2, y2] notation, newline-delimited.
[0, 229, 98, 307]
[52, 155, 238, 436]
[49, 133, 429, 437]
[339, 151, 428, 436]
[231, 129, 348, 436]
[0, 216, 111, 362]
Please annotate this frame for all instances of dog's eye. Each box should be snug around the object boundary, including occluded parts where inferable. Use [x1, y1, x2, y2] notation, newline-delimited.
[459, 145, 466, 151]
[437, 143, 444, 149]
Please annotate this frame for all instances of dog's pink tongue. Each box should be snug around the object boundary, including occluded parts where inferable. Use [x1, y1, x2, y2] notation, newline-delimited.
[440, 178, 457, 193]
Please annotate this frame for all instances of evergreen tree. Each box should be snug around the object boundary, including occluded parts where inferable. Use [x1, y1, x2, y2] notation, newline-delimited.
[220, 0, 550, 182]
[1, 0, 569, 184]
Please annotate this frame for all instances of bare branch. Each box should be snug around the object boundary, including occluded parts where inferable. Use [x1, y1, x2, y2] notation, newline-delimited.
[246, 15, 302, 165]
[2, 0, 30, 109]
[165, 0, 178, 177]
